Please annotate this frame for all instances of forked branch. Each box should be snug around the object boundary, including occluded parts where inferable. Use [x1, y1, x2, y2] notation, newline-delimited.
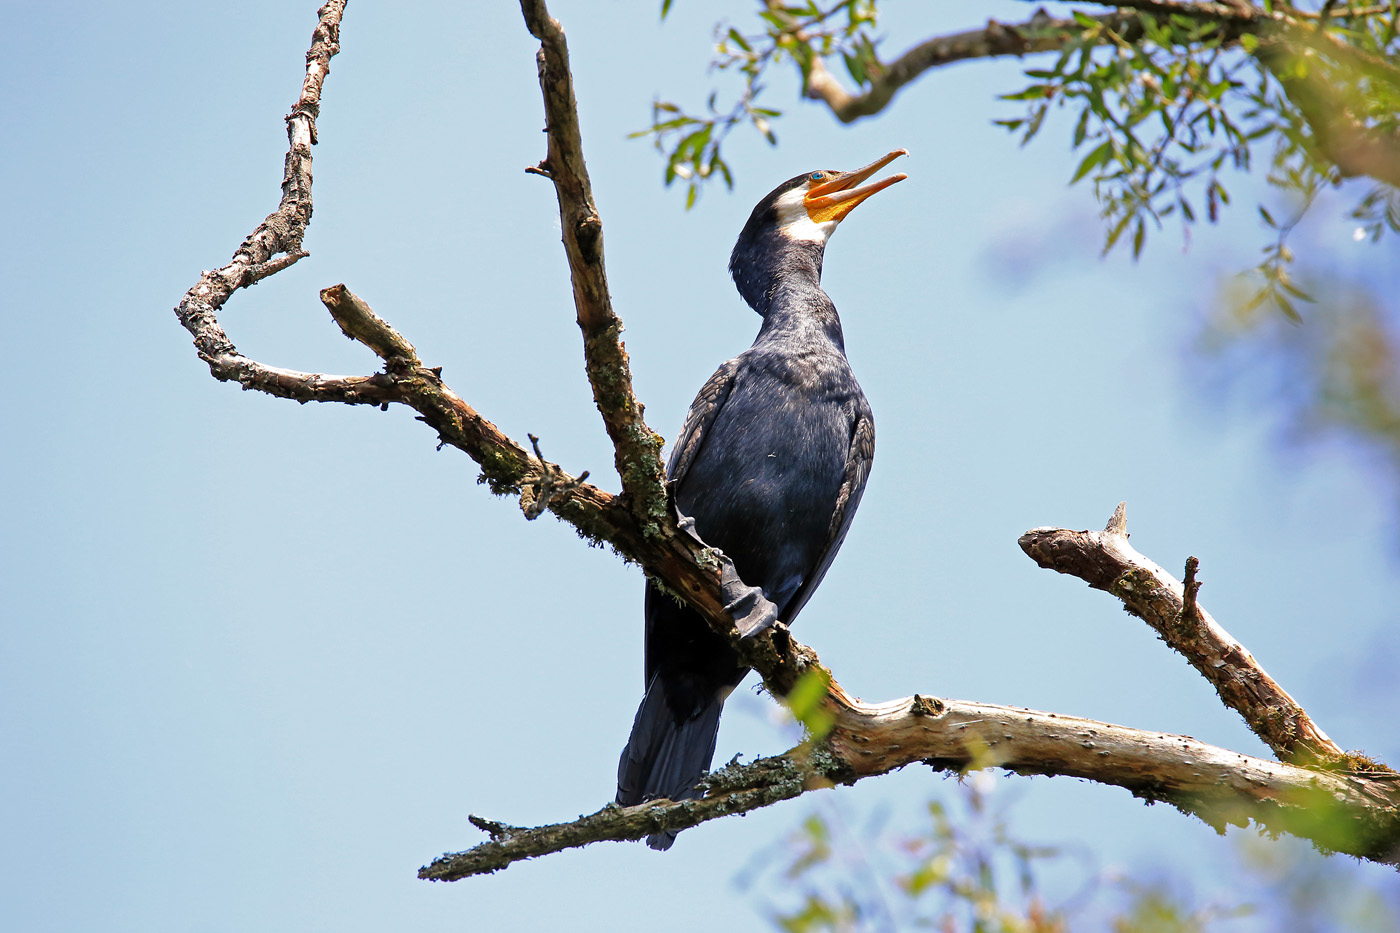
[424, 684, 1400, 878]
[1020, 503, 1346, 766]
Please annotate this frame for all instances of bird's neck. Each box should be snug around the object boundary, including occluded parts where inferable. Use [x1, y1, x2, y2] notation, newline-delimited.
[754, 281, 846, 353]
[732, 233, 845, 349]
[732, 231, 825, 314]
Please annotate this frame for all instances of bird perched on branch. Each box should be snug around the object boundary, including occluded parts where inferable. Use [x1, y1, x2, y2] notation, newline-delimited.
[617, 150, 908, 849]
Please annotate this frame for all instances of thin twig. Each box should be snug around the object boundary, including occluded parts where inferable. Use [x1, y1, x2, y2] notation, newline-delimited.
[1182, 556, 1203, 626]
[522, 434, 590, 520]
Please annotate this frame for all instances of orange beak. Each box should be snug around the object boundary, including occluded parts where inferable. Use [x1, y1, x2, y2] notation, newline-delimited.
[804, 149, 909, 225]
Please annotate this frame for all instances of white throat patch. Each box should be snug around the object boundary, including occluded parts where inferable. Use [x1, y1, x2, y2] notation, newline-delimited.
[773, 186, 837, 245]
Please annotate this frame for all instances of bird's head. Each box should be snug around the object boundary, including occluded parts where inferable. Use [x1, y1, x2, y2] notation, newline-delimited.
[730, 149, 908, 312]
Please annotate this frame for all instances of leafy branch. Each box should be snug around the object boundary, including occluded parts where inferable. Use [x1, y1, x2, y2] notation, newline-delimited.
[636, 0, 878, 205]
[642, 1, 1400, 316]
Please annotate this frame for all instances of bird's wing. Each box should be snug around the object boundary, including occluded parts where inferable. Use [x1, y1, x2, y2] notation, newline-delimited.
[779, 405, 875, 623]
[666, 358, 741, 485]
[643, 359, 741, 688]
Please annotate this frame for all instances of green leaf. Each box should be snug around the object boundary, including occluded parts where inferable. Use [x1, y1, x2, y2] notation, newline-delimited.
[1104, 211, 1134, 255]
[1278, 278, 1315, 302]
[1021, 104, 1048, 145]
[999, 84, 1050, 102]
[843, 50, 867, 86]
[753, 114, 776, 145]
[1071, 139, 1114, 183]
[1258, 205, 1277, 228]
[710, 153, 733, 189]
[661, 0, 674, 19]
[1072, 106, 1091, 148]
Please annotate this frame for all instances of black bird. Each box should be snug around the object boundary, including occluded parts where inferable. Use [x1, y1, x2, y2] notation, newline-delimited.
[617, 150, 908, 849]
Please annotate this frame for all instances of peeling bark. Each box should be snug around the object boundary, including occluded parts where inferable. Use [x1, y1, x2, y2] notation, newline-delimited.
[424, 690, 1400, 878]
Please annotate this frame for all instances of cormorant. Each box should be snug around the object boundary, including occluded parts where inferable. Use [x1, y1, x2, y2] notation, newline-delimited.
[616, 150, 908, 849]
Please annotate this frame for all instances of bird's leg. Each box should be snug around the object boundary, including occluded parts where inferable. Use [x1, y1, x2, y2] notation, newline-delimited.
[672, 510, 781, 638]
[720, 562, 781, 638]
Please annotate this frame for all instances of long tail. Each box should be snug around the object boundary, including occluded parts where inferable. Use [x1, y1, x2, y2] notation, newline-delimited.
[616, 674, 724, 850]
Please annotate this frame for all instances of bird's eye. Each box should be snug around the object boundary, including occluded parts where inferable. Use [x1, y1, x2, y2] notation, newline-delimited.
[810, 172, 826, 182]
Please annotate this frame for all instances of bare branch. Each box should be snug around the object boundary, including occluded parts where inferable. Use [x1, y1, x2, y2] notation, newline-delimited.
[316, 288, 631, 547]
[1019, 503, 1346, 766]
[323, 283, 419, 362]
[804, 10, 1146, 123]
[1182, 555, 1203, 626]
[420, 756, 806, 879]
[422, 692, 1400, 877]
[174, 1, 345, 386]
[168, 2, 630, 550]
[519, 0, 668, 529]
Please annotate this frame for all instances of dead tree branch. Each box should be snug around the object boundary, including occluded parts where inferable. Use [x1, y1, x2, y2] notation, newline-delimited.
[423, 689, 1400, 878]
[520, 0, 668, 531]
[1019, 503, 1345, 766]
[422, 756, 808, 879]
[172, 1, 366, 405]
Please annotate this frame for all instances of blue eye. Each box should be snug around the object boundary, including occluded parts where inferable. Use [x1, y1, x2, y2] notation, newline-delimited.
[810, 172, 825, 182]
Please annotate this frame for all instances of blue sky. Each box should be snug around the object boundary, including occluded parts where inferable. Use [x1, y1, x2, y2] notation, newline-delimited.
[3, 2, 1398, 930]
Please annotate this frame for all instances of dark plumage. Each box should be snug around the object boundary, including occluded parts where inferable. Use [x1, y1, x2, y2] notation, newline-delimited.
[617, 151, 908, 849]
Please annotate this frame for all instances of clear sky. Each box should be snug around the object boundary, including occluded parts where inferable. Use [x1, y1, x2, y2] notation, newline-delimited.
[3, 2, 1398, 930]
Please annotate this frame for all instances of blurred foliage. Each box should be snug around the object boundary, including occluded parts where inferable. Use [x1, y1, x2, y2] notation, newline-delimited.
[741, 774, 1075, 932]
[742, 776, 1400, 932]
[1236, 833, 1400, 932]
[740, 774, 1247, 932]
[640, 2, 1400, 315]
[786, 666, 837, 743]
[1200, 266, 1400, 507]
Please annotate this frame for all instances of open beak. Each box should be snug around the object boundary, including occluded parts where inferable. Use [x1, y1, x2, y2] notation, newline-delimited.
[804, 149, 908, 225]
